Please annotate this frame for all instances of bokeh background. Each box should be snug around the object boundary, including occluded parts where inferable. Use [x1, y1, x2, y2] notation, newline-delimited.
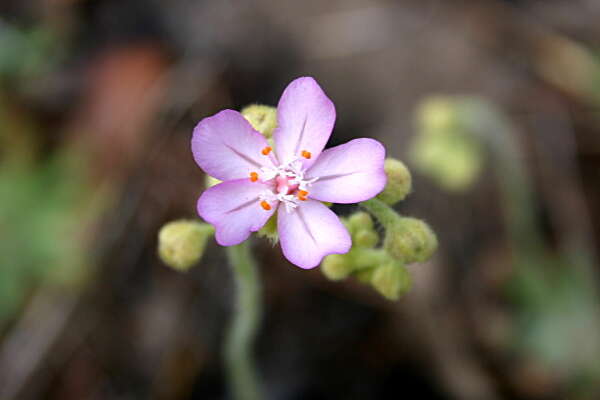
[2, 0, 600, 399]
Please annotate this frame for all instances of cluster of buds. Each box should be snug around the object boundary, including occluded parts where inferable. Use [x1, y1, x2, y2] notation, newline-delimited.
[158, 99, 437, 293]
[321, 158, 437, 300]
[409, 96, 484, 192]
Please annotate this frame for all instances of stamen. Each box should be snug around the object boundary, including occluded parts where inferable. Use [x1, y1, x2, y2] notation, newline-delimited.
[297, 190, 308, 201]
[301, 150, 312, 159]
[249, 171, 259, 182]
[261, 146, 272, 155]
[260, 166, 278, 181]
[279, 194, 298, 213]
[257, 158, 319, 214]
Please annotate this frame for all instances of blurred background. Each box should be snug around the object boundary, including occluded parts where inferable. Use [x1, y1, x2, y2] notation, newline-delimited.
[1, 0, 600, 399]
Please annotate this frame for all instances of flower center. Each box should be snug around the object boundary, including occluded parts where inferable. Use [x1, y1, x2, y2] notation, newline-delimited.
[276, 175, 298, 195]
[250, 149, 318, 213]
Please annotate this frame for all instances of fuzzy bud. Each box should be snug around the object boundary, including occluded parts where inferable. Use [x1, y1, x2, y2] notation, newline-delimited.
[376, 158, 412, 205]
[417, 96, 459, 133]
[410, 96, 484, 192]
[346, 211, 374, 234]
[241, 104, 277, 138]
[384, 217, 437, 264]
[158, 220, 214, 271]
[371, 260, 411, 300]
[321, 254, 353, 281]
[354, 229, 379, 248]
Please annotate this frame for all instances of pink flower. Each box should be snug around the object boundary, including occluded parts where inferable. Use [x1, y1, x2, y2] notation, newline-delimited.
[192, 77, 386, 268]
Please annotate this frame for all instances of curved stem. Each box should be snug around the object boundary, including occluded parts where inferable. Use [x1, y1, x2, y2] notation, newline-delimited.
[359, 197, 401, 229]
[224, 241, 263, 400]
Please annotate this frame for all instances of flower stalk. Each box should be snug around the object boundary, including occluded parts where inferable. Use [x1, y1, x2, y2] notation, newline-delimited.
[224, 241, 264, 400]
[359, 197, 400, 229]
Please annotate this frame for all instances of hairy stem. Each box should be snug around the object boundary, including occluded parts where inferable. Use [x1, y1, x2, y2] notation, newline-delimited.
[359, 197, 400, 229]
[224, 241, 263, 400]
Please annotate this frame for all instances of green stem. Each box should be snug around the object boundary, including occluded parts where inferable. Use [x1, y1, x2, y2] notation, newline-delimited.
[351, 248, 389, 269]
[459, 99, 547, 259]
[224, 241, 263, 400]
[461, 98, 600, 298]
[359, 198, 400, 229]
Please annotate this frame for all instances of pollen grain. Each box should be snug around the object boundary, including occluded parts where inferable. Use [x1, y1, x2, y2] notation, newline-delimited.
[249, 171, 259, 182]
[297, 190, 309, 201]
[260, 200, 272, 210]
[301, 150, 312, 159]
[261, 146, 272, 155]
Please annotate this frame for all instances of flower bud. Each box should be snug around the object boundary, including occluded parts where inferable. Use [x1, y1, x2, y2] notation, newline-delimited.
[354, 229, 379, 248]
[371, 260, 411, 300]
[158, 220, 214, 271]
[241, 104, 277, 138]
[376, 158, 412, 205]
[410, 97, 484, 192]
[321, 254, 353, 281]
[346, 211, 374, 234]
[417, 96, 459, 133]
[384, 217, 437, 264]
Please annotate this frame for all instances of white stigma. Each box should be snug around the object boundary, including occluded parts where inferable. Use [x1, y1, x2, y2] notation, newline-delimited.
[259, 158, 318, 213]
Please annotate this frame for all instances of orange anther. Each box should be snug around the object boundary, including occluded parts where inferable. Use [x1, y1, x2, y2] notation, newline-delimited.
[260, 200, 272, 210]
[249, 172, 259, 182]
[301, 150, 312, 159]
[297, 190, 309, 201]
[261, 146, 272, 155]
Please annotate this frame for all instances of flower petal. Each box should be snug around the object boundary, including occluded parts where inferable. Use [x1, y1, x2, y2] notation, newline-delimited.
[192, 110, 276, 181]
[305, 138, 386, 203]
[273, 77, 336, 168]
[197, 179, 275, 246]
[277, 200, 351, 269]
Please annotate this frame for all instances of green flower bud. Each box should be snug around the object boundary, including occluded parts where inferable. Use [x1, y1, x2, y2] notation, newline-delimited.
[384, 217, 437, 264]
[354, 229, 379, 248]
[241, 104, 277, 138]
[417, 96, 459, 133]
[411, 133, 482, 192]
[257, 214, 278, 243]
[410, 96, 484, 192]
[376, 158, 412, 205]
[346, 211, 374, 234]
[321, 254, 353, 281]
[205, 175, 221, 188]
[371, 260, 411, 300]
[158, 220, 214, 271]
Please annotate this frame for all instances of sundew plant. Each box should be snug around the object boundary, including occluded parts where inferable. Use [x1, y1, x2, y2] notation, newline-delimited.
[158, 77, 437, 400]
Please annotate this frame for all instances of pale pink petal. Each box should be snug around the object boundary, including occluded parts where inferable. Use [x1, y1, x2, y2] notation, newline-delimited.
[273, 77, 335, 168]
[277, 200, 351, 269]
[192, 110, 277, 181]
[197, 179, 276, 246]
[305, 138, 386, 204]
